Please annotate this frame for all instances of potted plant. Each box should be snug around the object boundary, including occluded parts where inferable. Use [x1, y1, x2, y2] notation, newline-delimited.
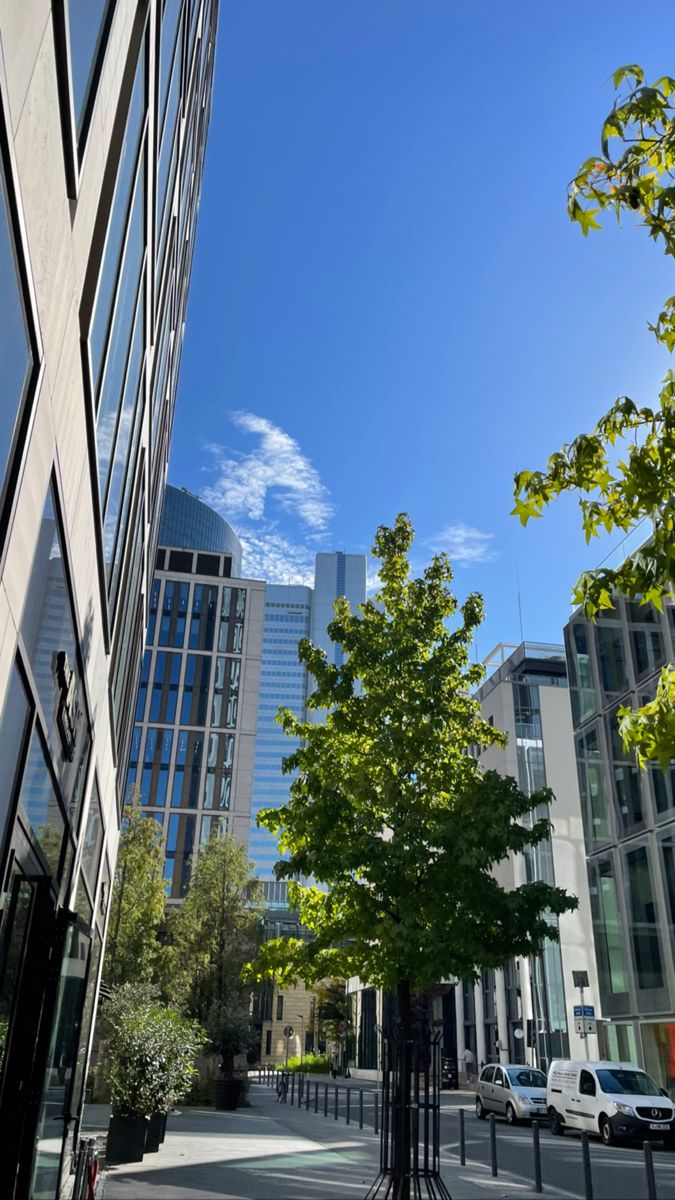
[102, 985, 205, 1162]
[205, 1000, 253, 1110]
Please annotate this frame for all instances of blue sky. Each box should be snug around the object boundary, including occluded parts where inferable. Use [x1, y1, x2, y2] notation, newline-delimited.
[170, 1, 675, 660]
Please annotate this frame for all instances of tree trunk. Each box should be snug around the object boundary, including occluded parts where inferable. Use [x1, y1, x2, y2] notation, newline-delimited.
[392, 978, 412, 1200]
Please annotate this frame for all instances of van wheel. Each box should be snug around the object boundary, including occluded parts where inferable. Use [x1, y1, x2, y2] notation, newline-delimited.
[476, 1097, 486, 1120]
[600, 1116, 615, 1146]
[506, 1102, 518, 1126]
[549, 1109, 565, 1136]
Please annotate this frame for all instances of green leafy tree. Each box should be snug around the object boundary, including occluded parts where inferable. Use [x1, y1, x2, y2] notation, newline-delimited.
[166, 834, 264, 1077]
[249, 514, 576, 1197]
[314, 978, 349, 1046]
[103, 791, 167, 989]
[513, 66, 675, 763]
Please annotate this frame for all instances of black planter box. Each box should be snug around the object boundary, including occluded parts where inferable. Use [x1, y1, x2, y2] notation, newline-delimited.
[106, 1115, 148, 1164]
[145, 1112, 164, 1153]
[213, 1079, 243, 1110]
[159, 1111, 168, 1143]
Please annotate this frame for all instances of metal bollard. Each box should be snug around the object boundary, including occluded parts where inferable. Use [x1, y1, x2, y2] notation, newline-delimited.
[581, 1131, 593, 1200]
[291, 1073, 295, 1106]
[374, 1091, 379, 1135]
[643, 1141, 657, 1200]
[532, 1120, 542, 1194]
[334, 1084, 339, 1120]
[346, 1086, 351, 1125]
[459, 1107, 465, 1166]
[324, 1083, 328, 1117]
[359, 1089, 364, 1129]
[306, 1075, 310, 1110]
[489, 1113, 498, 1177]
[315, 1081, 319, 1113]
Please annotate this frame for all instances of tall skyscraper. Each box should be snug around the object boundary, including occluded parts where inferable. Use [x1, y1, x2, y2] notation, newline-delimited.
[249, 552, 367, 892]
[565, 597, 675, 1094]
[0, 4, 219, 1196]
[129, 486, 264, 899]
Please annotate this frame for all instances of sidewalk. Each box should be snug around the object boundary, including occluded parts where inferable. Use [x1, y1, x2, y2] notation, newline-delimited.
[90, 1085, 549, 1199]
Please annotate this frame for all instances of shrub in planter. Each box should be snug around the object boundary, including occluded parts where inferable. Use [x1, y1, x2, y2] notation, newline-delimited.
[102, 985, 205, 1162]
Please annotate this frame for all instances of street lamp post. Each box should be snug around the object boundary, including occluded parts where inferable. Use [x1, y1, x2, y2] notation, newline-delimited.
[297, 1014, 305, 1064]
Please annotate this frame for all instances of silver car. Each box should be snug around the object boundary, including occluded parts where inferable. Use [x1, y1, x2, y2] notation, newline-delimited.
[475, 1064, 548, 1124]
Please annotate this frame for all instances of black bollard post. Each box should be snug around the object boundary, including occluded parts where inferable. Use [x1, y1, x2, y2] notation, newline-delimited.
[346, 1087, 351, 1125]
[306, 1076, 310, 1111]
[315, 1081, 319, 1113]
[532, 1120, 542, 1194]
[291, 1073, 295, 1106]
[581, 1131, 593, 1200]
[643, 1141, 657, 1200]
[324, 1083, 328, 1117]
[459, 1107, 465, 1166]
[374, 1091, 379, 1135]
[359, 1089, 364, 1130]
[334, 1084, 339, 1120]
[489, 1113, 498, 1177]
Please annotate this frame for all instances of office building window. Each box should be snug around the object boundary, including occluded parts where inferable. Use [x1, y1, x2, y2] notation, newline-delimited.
[158, 579, 189, 647]
[180, 654, 210, 725]
[200, 814, 227, 843]
[204, 732, 234, 810]
[565, 620, 598, 725]
[63, 0, 115, 138]
[147, 578, 161, 644]
[189, 583, 217, 651]
[625, 845, 664, 991]
[576, 725, 611, 847]
[141, 727, 173, 806]
[276, 994, 283, 1021]
[265, 1030, 272, 1056]
[149, 650, 181, 723]
[21, 484, 91, 829]
[218, 587, 246, 653]
[211, 657, 240, 728]
[0, 664, 32, 844]
[0, 160, 33, 510]
[589, 856, 628, 996]
[172, 730, 204, 808]
[135, 650, 151, 722]
[595, 618, 629, 700]
[607, 707, 643, 834]
[20, 728, 66, 878]
[627, 602, 667, 681]
[165, 812, 195, 899]
[660, 833, 675, 944]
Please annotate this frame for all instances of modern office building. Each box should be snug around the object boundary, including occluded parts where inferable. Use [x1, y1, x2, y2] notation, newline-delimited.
[128, 486, 264, 898]
[0, 3, 219, 1196]
[468, 642, 601, 1072]
[249, 552, 367, 888]
[565, 598, 675, 1093]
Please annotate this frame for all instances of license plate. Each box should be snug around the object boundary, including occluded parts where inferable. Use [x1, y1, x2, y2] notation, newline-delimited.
[649, 1123, 668, 1131]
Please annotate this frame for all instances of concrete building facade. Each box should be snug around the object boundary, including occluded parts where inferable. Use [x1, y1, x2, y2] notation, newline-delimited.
[470, 642, 601, 1072]
[0, 3, 218, 1195]
[128, 486, 264, 896]
[565, 598, 675, 1095]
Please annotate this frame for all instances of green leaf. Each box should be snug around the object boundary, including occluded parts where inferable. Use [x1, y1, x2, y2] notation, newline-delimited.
[612, 64, 644, 89]
[575, 205, 602, 236]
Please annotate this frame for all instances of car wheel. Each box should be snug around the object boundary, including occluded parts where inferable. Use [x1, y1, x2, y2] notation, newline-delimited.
[506, 1102, 518, 1126]
[476, 1097, 486, 1120]
[549, 1109, 565, 1136]
[600, 1116, 615, 1146]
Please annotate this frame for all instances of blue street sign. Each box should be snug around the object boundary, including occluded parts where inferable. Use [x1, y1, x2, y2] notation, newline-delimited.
[573, 1005, 595, 1018]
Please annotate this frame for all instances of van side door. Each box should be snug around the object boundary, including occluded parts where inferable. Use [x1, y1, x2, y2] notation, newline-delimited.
[576, 1069, 598, 1132]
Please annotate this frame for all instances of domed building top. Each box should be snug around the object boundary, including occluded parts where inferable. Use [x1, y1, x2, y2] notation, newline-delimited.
[159, 485, 242, 575]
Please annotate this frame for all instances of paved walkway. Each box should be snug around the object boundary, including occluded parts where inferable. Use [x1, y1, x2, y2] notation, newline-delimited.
[86, 1086, 549, 1199]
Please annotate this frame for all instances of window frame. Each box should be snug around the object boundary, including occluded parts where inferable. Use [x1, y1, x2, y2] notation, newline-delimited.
[52, 0, 118, 197]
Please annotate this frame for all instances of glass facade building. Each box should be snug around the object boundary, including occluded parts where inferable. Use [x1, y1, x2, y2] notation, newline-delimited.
[129, 490, 263, 898]
[565, 599, 675, 1094]
[0, 3, 219, 1196]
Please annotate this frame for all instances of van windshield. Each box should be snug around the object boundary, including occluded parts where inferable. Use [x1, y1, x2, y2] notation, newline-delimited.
[596, 1069, 661, 1096]
[507, 1069, 546, 1088]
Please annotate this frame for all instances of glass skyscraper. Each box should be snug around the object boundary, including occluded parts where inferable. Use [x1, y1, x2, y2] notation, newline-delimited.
[0, 4, 219, 1196]
[250, 553, 367, 893]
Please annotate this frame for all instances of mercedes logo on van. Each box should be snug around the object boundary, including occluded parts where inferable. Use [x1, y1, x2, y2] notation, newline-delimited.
[652, 1108, 659, 1118]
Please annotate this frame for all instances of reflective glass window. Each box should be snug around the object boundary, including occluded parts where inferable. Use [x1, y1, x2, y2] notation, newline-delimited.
[203, 732, 234, 810]
[135, 650, 151, 722]
[200, 814, 227, 843]
[20, 729, 66, 877]
[565, 620, 597, 726]
[101, 292, 145, 572]
[147, 578, 161, 645]
[589, 856, 628, 997]
[90, 50, 145, 389]
[595, 619, 629, 700]
[158, 579, 189, 647]
[180, 655, 210, 725]
[660, 834, 675, 945]
[211, 657, 240, 728]
[158, 0, 183, 131]
[607, 707, 643, 834]
[171, 730, 203, 807]
[21, 485, 91, 827]
[189, 583, 217, 651]
[79, 783, 104, 896]
[65, 0, 113, 136]
[627, 602, 666, 680]
[165, 812, 195, 898]
[140, 726, 173, 806]
[625, 845, 664, 990]
[0, 164, 32, 498]
[0, 664, 32, 845]
[149, 650, 181, 723]
[576, 726, 611, 847]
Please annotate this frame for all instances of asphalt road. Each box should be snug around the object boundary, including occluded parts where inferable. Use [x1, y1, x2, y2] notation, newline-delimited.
[267, 1077, 675, 1198]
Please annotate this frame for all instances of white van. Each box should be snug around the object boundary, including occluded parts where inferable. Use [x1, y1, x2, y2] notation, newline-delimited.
[547, 1060, 675, 1146]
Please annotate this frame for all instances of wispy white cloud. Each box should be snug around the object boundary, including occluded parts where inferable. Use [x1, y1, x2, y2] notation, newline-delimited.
[237, 527, 317, 586]
[426, 523, 496, 567]
[202, 412, 334, 531]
